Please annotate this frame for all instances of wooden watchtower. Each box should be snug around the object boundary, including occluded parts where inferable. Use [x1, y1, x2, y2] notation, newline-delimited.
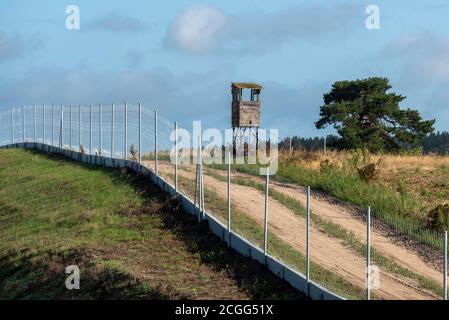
[231, 82, 263, 154]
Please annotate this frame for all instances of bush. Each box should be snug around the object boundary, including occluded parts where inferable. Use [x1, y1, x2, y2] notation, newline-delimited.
[319, 159, 336, 174]
[357, 163, 379, 182]
[427, 204, 449, 232]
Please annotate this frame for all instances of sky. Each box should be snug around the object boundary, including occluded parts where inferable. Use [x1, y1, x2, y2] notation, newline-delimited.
[0, 0, 448, 139]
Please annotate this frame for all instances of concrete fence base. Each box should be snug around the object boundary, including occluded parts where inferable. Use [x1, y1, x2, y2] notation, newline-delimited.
[1, 142, 344, 301]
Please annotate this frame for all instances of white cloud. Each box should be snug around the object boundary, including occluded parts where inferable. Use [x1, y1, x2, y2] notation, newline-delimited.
[384, 33, 449, 84]
[164, 3, 361, 55]
[165, 6, 229, 53]
[379, 32, 449, 130]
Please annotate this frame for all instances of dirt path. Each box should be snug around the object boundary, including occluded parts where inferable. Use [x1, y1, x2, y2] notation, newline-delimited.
[194, 167, 443, 285]
[153, 162, 439, 300]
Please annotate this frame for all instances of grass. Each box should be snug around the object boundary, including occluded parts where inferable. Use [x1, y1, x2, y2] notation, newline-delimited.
[203, 168, 444, 298]
[0, 148, 303, 300]
[208, 149, 447, 252]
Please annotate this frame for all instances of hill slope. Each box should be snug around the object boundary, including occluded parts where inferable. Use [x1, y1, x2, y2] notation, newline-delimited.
[0, 148, 302, 300]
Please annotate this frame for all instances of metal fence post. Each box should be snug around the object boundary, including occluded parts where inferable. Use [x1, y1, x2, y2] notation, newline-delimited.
[263, 167, 270, 260]
[195, 136, 202, 222]
[194, 149, 199, 220]
[227, 151, 231, 247]
[367, 206, 371, 301]
[174, 121, 178, 192]
[154, 109, 158, 174]
[324, 136, 327, 155]
[306, 186, 311, 297]
[43, 104, 45, 143]
[444, 230, 448, 300]
[51, 104, 54, 146]
[199, 136, 204, 221]
[124, 101, 127, 160]
[138, 102, 142, 165]
[111, 102, 115, 158]
[79, 105, 82, 151]
[33, 104, 36, 142]
[69, 104, 72, 150]
[22, 105, 25, 143]
[60, 107, 64, 151]
[11, 108, 14, 144]
[99, 104, 102, 156]
[89, 104, 92, 155]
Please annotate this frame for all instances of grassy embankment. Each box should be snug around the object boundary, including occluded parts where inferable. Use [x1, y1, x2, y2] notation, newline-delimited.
[0, 148, 303, 300]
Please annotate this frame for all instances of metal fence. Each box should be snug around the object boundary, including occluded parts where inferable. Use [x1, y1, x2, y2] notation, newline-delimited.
[0, 103, 447, 300]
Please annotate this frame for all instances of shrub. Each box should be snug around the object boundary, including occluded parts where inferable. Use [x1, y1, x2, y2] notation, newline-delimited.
[427, 204, 449, 232]
[319, 159, 336, 174]
[357, 163, 379, 182]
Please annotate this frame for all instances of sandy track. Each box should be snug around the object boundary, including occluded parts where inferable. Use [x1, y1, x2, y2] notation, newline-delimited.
[198, 167, 443, 285]
[152, 162, 439, 300]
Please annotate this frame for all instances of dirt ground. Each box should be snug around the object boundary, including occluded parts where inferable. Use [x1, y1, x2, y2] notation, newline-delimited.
[151, 161, 442, 300]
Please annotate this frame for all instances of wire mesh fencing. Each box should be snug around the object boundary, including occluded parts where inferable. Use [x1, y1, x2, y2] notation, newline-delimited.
[0, 104, 448, 301]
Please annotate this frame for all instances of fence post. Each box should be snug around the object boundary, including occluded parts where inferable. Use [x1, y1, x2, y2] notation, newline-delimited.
[99, 104, 102, 156]
[138, 102, 142, 166]
[60, 107, 64, 152]
[22, 105, 25, 143]
[124, 101, 127, 160]
[43, 104, 45, 143]
[263, 167, 270, 261]
[11, 108, 14, 144]
[174, 121, 178, 192]
[444, 230, 448, 300]
[69, 104, 72, 151]
[306, 186, 311, 297]
[52, 104, 54, 146]
[324, 136, 327, 155]
[154, 109, 158, 174]
[195, 136, 202, 222]
[111, 102, 115, 158]
[89, 104, 93, 156]
[194, 156, 199, 220]
[79, 105, 82, 152]
[227, 151, 231, 247]
[367, 206, 371, 301]
[33, 104, 36, 142]
[199, 136, 204, 221]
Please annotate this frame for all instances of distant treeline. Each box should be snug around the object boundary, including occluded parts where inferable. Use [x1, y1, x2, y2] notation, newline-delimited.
[280, 131, 449, 155]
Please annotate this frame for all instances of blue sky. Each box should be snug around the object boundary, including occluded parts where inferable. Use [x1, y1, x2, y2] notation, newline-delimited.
[0, 0, 448, 138]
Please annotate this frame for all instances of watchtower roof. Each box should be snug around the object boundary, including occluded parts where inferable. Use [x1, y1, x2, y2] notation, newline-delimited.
[231, 82, 263, 90]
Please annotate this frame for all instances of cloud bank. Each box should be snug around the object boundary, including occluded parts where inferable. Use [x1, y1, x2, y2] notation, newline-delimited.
[164, 3, 361, 55]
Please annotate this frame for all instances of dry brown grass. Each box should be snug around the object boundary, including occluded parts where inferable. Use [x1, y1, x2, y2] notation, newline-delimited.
[281, 149, 449, 172]
[279, 149, 449, 209]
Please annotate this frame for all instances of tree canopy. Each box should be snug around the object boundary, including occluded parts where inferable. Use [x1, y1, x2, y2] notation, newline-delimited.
[315, 77, 435, 152]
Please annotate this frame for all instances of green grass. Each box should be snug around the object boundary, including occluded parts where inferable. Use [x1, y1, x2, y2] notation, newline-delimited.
[0, 148, 303, 300]
[208, 160, 444, 252]
[203, 168, 444, 298]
